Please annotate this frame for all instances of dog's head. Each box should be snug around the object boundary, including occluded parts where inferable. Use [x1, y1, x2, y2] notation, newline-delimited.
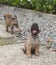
[31, 23, 41, 35]
[4, 14, 12, 20]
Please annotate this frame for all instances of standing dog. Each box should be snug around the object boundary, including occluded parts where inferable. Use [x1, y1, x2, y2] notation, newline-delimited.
[22, 23, 41, 57]
[4, 14, 21, 34]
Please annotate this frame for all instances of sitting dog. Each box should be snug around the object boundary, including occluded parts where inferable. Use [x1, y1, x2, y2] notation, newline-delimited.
[22, 23, 41, 57]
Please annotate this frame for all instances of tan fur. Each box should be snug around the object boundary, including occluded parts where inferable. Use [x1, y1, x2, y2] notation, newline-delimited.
[22, 23, 41, 57]
[24, 33, 40, 57]
[46, 38, 53, 49]
[4, 13, 21, 34]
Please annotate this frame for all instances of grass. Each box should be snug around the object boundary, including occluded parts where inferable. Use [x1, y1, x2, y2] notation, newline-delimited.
[0, 36, 5, 39]
[0, 35, 15, 39]
[0, 40, 16, 46]
[0, 36, 10, 39]
[0, 36, 16, 46]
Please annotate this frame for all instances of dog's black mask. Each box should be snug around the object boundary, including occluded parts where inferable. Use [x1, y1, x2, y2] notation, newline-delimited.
[31, 23, 40, 35]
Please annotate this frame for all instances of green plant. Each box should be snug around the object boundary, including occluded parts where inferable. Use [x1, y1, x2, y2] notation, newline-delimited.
[0, 0, 56, 14]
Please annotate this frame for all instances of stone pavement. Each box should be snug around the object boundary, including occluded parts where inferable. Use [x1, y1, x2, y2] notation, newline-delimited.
[0, 43, 56, 65]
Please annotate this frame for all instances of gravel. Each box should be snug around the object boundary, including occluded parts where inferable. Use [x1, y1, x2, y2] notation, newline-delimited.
[0, 5, 56, 65]
[0, 44, 56, 65]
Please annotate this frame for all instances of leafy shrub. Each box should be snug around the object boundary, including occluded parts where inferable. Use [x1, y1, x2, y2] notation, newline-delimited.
[0, 0, 56, 14]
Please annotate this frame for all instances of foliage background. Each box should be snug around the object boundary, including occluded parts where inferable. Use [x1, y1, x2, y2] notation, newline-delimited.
[0, 0, 56, 14]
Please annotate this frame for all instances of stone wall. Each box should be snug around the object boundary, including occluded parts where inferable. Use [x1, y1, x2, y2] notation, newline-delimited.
[0, 5, 56, 45]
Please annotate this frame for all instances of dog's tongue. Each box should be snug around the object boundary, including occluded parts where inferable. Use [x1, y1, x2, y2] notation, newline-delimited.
[32, 30, 37, 34]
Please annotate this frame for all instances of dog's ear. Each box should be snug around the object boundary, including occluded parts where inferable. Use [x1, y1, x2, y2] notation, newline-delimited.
[38, 29, 41, 33]
[4, 14, 12, 20]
